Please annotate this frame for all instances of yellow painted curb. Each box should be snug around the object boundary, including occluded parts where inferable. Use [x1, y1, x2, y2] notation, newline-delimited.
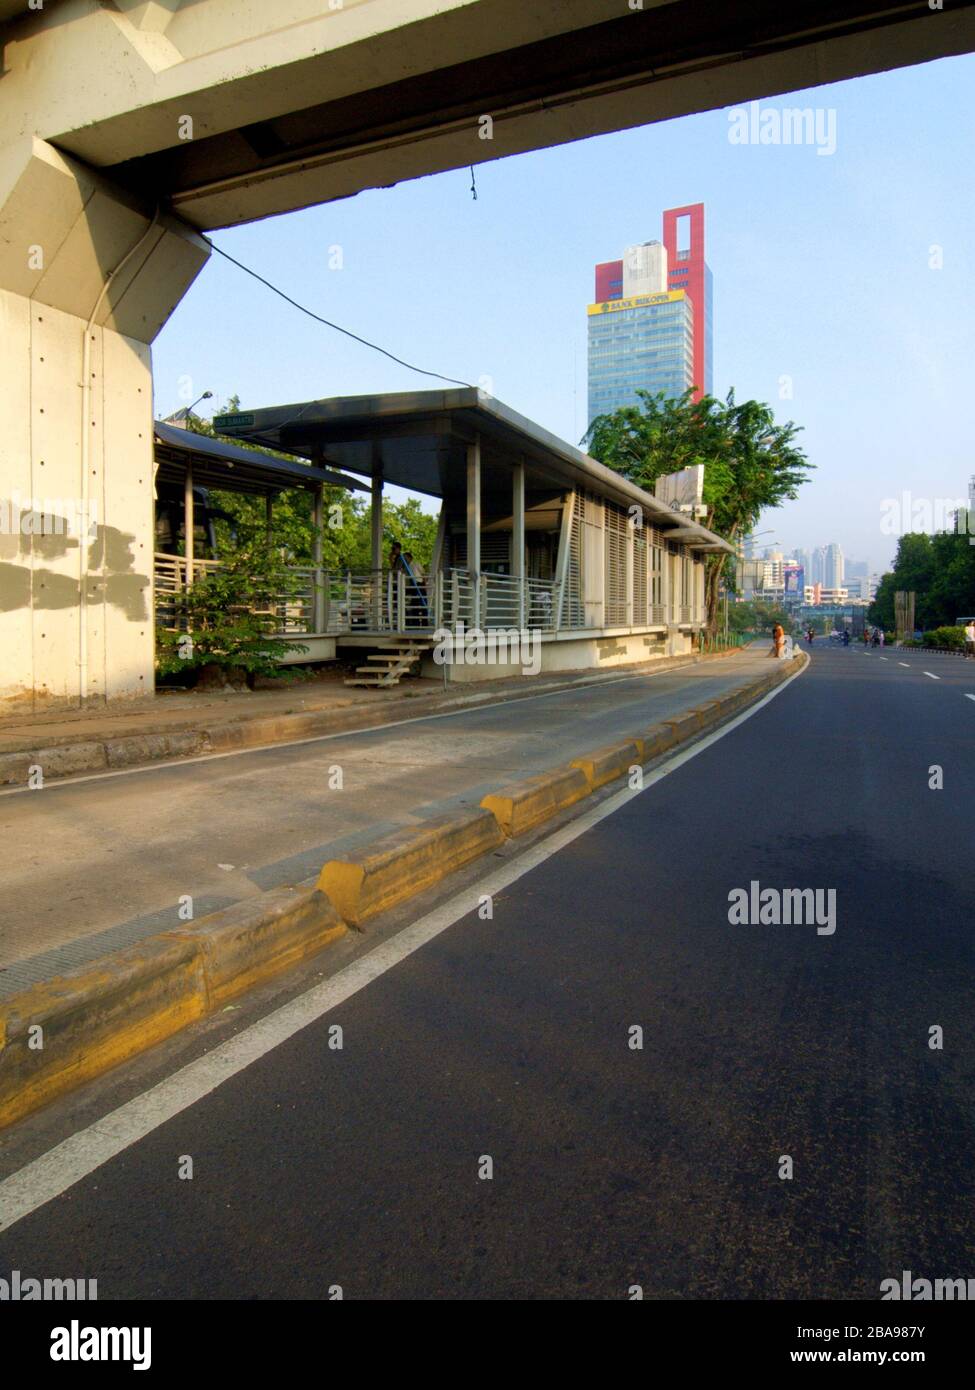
[481, 766, 591, 838]
[637, 723, 680, 759]
[0, 935, 206, 1131]
[318, 808, 504, 928]
[172, 885, 347, 1010]
[662, 709, 702, 740]
[0, 886, 348, 1130]
[692, 699, 724, 726]
[570, 739, 643, 791]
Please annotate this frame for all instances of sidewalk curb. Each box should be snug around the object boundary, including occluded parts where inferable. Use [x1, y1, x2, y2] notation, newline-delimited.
[481, 767, 591, 837]
[0, 650, 744, 787]
[569, 740, 643, 792]
[0, 652, 803, 1130]
[317, 810, 504, 929]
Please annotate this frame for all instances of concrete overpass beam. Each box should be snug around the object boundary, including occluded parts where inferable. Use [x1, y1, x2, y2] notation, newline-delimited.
[0, 137, 209, 712]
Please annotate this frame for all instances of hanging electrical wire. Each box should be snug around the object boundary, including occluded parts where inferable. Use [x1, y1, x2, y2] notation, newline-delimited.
[205, 237, 473, 389]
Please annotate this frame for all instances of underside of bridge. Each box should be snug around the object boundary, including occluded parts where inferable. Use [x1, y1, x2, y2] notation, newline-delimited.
[4, 0, 974, 229]
[1, 0, 973, 709]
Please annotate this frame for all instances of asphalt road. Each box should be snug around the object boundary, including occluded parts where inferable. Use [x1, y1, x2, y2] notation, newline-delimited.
[1, 646, 973, 1299]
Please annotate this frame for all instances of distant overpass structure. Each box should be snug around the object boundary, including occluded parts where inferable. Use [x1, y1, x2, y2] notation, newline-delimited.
[2, 0, 974, 709]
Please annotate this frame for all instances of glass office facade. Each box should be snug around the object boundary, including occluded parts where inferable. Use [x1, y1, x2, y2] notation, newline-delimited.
[586, 293, 694, 425]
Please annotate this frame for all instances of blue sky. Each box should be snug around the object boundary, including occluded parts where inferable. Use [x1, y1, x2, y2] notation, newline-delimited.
[153, 53, 975, 576]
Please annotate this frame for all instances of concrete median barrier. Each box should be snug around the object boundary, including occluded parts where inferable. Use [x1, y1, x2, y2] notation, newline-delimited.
[318, 808, 505, 929]
[570, 739, 643, 791]
[174, 886, 347, 1009]
[0, 886, 349, 1129]
[637, 723, 680, 759]
[0, 934, 207, 1130]
[481, 766, 591, 838]
[662, 709, 703, 741]
[693, 700, 724, 723]
[104, 730, 206, 768]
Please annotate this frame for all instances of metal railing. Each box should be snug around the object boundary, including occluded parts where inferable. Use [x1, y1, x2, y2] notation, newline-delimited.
[155, 556, 685, 640]
[270, 566, 316, 633]
[439, 570, 559, 632]
[698, 630, 744, 653]
[154, 554, 317, 634]
[154, 553, 220, 631]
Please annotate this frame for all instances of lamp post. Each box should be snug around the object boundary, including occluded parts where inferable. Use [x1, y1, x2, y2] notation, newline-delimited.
[182, 389, 213, 426]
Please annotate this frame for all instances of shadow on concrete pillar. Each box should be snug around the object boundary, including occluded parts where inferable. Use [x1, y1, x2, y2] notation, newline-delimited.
[0, 137, 209, 712]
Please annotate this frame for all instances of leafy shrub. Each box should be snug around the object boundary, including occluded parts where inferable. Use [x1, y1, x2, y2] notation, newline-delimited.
[922, 625, 966, 650]
[156, 544, 308, 683]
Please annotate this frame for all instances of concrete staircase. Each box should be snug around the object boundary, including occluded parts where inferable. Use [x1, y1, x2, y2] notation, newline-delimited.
[344, 638, 433, 688]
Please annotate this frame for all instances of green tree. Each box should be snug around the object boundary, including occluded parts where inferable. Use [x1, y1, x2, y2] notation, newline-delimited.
[156, 542, 307, 686]
[584, 389, 812, 630]
[870, 530, 975, 632]
[727, 598, 793, 635]
[926, 530, 975, 626]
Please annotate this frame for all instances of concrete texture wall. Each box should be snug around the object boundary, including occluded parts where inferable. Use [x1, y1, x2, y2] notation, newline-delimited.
[421, 629, 686, 683]
[0, 139, 209, 712]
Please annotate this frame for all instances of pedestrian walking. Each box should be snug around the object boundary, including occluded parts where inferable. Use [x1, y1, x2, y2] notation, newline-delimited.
[965, 619, 975, 658]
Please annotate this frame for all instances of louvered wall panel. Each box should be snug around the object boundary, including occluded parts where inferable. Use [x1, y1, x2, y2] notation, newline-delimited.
[564, 495, 585, 627]
[633, 528, 648, 625]
[604, 500, 628, 627]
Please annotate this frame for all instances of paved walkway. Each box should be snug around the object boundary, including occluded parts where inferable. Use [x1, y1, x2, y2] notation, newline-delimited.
[0, 650, 776, 996]
[0, 668, 414, 755]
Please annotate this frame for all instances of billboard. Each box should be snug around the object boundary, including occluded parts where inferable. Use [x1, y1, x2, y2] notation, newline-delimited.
[655, 465, 706, 518]
[783, 564, 804, 596]
[587, 289, 685, 315]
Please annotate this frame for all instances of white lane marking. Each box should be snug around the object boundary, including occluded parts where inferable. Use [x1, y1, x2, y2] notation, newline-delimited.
[879, 656, 888, 661]
[0, 661, 806, 1232]
[899, 662, 911, 668]
[966, 694, 975, 703]
[923, 672, 939, 680]
[0, 660, 732, 799]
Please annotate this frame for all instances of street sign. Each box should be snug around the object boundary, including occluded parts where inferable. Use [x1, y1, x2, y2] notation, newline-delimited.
[213, 413, 255, 430]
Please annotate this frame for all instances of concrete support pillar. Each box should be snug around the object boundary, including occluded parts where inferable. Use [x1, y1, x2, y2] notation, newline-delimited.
[370, 452, 384, 572]
[430, 503, 447, 628]
[312, 483, 324, 632]
[466, 435, 481, 625]
[370, 448, 383, 629]
[0, 138, 208, 712]
[512, 458, 525, 627]
[183, 460, 195, 586]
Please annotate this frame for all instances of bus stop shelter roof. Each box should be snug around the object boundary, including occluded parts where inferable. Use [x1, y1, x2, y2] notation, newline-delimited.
[213, 389, 733, 553]
[153, 420, 367, 497]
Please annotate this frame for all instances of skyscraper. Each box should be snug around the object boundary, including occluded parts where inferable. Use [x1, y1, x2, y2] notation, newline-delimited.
[663, 204, 713, 405]
[825, 543, 844, 589]
[587, 203, 712, 426]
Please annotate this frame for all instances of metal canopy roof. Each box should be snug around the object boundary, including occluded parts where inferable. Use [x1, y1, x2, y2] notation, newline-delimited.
[213, 390, 733, 553]
[153, 420, 367, 496]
